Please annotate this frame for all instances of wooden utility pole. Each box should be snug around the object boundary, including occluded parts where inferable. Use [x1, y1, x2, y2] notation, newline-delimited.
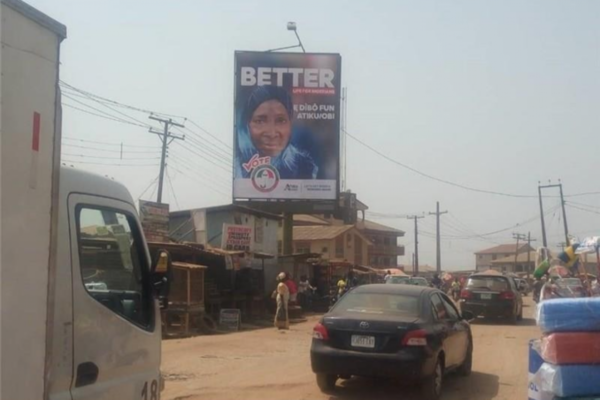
[428, 202, 448, 274]
[407, 215, 425, 276]
[149, 115, 185, 203]
[526, 232, 537, 278]
[512, 233, 527, 273]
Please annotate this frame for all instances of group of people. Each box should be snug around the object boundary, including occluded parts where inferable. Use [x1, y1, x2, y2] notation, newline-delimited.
[273, 273, 315, 330]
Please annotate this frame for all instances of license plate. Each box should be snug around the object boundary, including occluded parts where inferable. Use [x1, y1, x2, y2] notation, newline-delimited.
[351, 335, 375, 348]
[480, 293, 492, 300]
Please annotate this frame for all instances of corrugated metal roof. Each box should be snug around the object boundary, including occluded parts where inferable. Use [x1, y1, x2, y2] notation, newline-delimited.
[475, 243, 532, 255]
[293, 214, 330, 226]
[293, 225, 354, 241]
[356, 220, 405, 235]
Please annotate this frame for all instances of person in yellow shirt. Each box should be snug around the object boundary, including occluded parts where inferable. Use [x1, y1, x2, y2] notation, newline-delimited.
[337, 277, 347, 296]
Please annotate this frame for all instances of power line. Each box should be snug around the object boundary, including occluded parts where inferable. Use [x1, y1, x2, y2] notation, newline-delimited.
[567, 200, 600, 210]
[137, 176, 159, 201]
[566, 203, 600, 216]
[345, 129, 600, 199]
[187, 120, 230, 147]
[177, 132, 232, 168]
[62, 143, 160, 154]
[62, 91, 151, 128]
[168, 164, 230, 198]
[60, 81, 187, 120]
[63, 102, 149, 128]
[62, 137, 160, 148]
[167, 156, 231, 192]
[165, 166, 181, 210]
[174, 126, 232, 160]
[62, 159, 159, 167]
[173, 141, 232, 174]
[62, 153, 160, 160]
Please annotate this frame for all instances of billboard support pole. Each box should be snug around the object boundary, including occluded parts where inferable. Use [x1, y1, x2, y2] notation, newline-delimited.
[283, 213, 294, 255]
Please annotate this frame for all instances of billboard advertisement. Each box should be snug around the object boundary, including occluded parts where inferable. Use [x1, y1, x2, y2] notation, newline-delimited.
[233, 51, 341, 201]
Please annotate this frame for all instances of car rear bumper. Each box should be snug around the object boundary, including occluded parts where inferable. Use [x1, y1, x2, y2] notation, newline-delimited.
[310, 341, 436, 380]
[460, 300, 514, 318]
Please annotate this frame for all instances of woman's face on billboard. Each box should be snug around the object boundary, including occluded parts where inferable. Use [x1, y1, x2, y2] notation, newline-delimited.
[249, 100, 291, 157]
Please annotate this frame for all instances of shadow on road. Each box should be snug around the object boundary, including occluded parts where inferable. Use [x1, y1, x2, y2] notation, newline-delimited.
[327, 371, 499, 400]
[469, 317, 536, 327]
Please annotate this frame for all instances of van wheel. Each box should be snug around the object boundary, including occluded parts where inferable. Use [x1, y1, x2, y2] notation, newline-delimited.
[420, 358, 443, 400]
[316, 373, 337, 393]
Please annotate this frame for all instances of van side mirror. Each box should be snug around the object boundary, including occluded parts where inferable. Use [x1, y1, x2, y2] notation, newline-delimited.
[462, 310, 475, 322]
[151, 249, 172, 309]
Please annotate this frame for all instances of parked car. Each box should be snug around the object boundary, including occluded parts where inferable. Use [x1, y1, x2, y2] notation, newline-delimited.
[459, 274, 523, 323]
[410, 277, 430, 287]
[311, 284, 474, 400]
[385, 275, 411, 285]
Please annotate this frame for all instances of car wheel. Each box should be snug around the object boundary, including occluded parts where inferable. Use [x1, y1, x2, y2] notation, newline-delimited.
[421, 357, 443, 400]
[315, 373, 337, 393]
[458, 341, 473, 377]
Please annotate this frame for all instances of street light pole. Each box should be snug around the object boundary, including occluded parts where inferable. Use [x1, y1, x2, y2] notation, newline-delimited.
[266, 22, 306, 53]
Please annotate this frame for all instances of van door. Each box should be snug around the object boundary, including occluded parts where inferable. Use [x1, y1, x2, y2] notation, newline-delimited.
[68, 194, 161, 400]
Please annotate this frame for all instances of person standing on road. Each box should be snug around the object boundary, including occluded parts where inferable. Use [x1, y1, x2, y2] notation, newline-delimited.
[274, 273, 290, 330]
[284, 273, 298, 304]
[432, 273, 442, 289]
[451, 279, 461, 301]
[298, 275, 315, 309]
[384, 270, 392, 282]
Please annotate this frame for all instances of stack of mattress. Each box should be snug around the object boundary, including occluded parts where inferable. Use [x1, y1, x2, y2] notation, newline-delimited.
[533, 298, 600, 399]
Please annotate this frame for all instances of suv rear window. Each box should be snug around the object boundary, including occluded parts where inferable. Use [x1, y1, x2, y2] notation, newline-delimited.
[334, 293, 419, 316]
[466, 276, 509, 291]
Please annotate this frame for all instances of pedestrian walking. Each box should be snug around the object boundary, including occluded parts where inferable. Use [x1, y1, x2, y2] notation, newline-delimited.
[273, 272, 290, 330]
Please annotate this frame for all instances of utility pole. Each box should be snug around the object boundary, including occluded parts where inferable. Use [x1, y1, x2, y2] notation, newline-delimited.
[526, 232, 537, 278]
[512, 233, 526, 272]
[149, 115, 185, 204]
[538, 181, 569, 247]
[538, 184, 547, 247]
[428, 202, 448, 274]
[407, 215, 425, 276]
[558, 183, 569, 245]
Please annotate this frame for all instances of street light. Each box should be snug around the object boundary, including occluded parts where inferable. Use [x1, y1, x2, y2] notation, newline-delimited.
[266, 22, 306, 53]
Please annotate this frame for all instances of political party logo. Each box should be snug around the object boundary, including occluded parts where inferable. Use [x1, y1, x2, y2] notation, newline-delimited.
[251, 164, 280, 193]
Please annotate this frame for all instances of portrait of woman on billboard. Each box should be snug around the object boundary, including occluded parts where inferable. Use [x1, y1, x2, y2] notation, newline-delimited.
[235, 85, 318, 180]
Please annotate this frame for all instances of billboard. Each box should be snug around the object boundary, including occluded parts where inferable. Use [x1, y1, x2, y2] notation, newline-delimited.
[221, 223, 254, 252]
[233, 51, 341, 201]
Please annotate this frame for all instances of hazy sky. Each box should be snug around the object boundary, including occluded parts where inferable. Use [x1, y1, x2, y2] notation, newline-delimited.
[30, 0, 600, 269]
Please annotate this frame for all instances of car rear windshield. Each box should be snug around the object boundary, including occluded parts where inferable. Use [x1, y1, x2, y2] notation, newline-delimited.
[387, 276, 409, 284]
[334, 292, 419, 316]
[466, 276, 509, 291]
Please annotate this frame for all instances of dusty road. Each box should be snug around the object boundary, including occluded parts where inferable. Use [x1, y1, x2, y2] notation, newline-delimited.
[161, 297, 539, 400]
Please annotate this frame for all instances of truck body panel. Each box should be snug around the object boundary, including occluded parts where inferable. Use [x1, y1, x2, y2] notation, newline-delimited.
[1, 1, 66, 399]
[1, 2, 163, 399]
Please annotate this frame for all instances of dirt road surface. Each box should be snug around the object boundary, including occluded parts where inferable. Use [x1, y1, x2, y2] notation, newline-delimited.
[161, 297, 539, 400]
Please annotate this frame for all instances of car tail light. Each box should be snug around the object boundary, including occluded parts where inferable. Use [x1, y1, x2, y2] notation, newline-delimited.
[402, 329, 428, 346]
[313, 322, 329, 340]
[460, 289, 473, 299]
[499, 291, 515, 300]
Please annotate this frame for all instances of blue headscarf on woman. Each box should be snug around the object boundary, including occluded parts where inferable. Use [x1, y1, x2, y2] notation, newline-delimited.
[235, 85, 318, 179]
